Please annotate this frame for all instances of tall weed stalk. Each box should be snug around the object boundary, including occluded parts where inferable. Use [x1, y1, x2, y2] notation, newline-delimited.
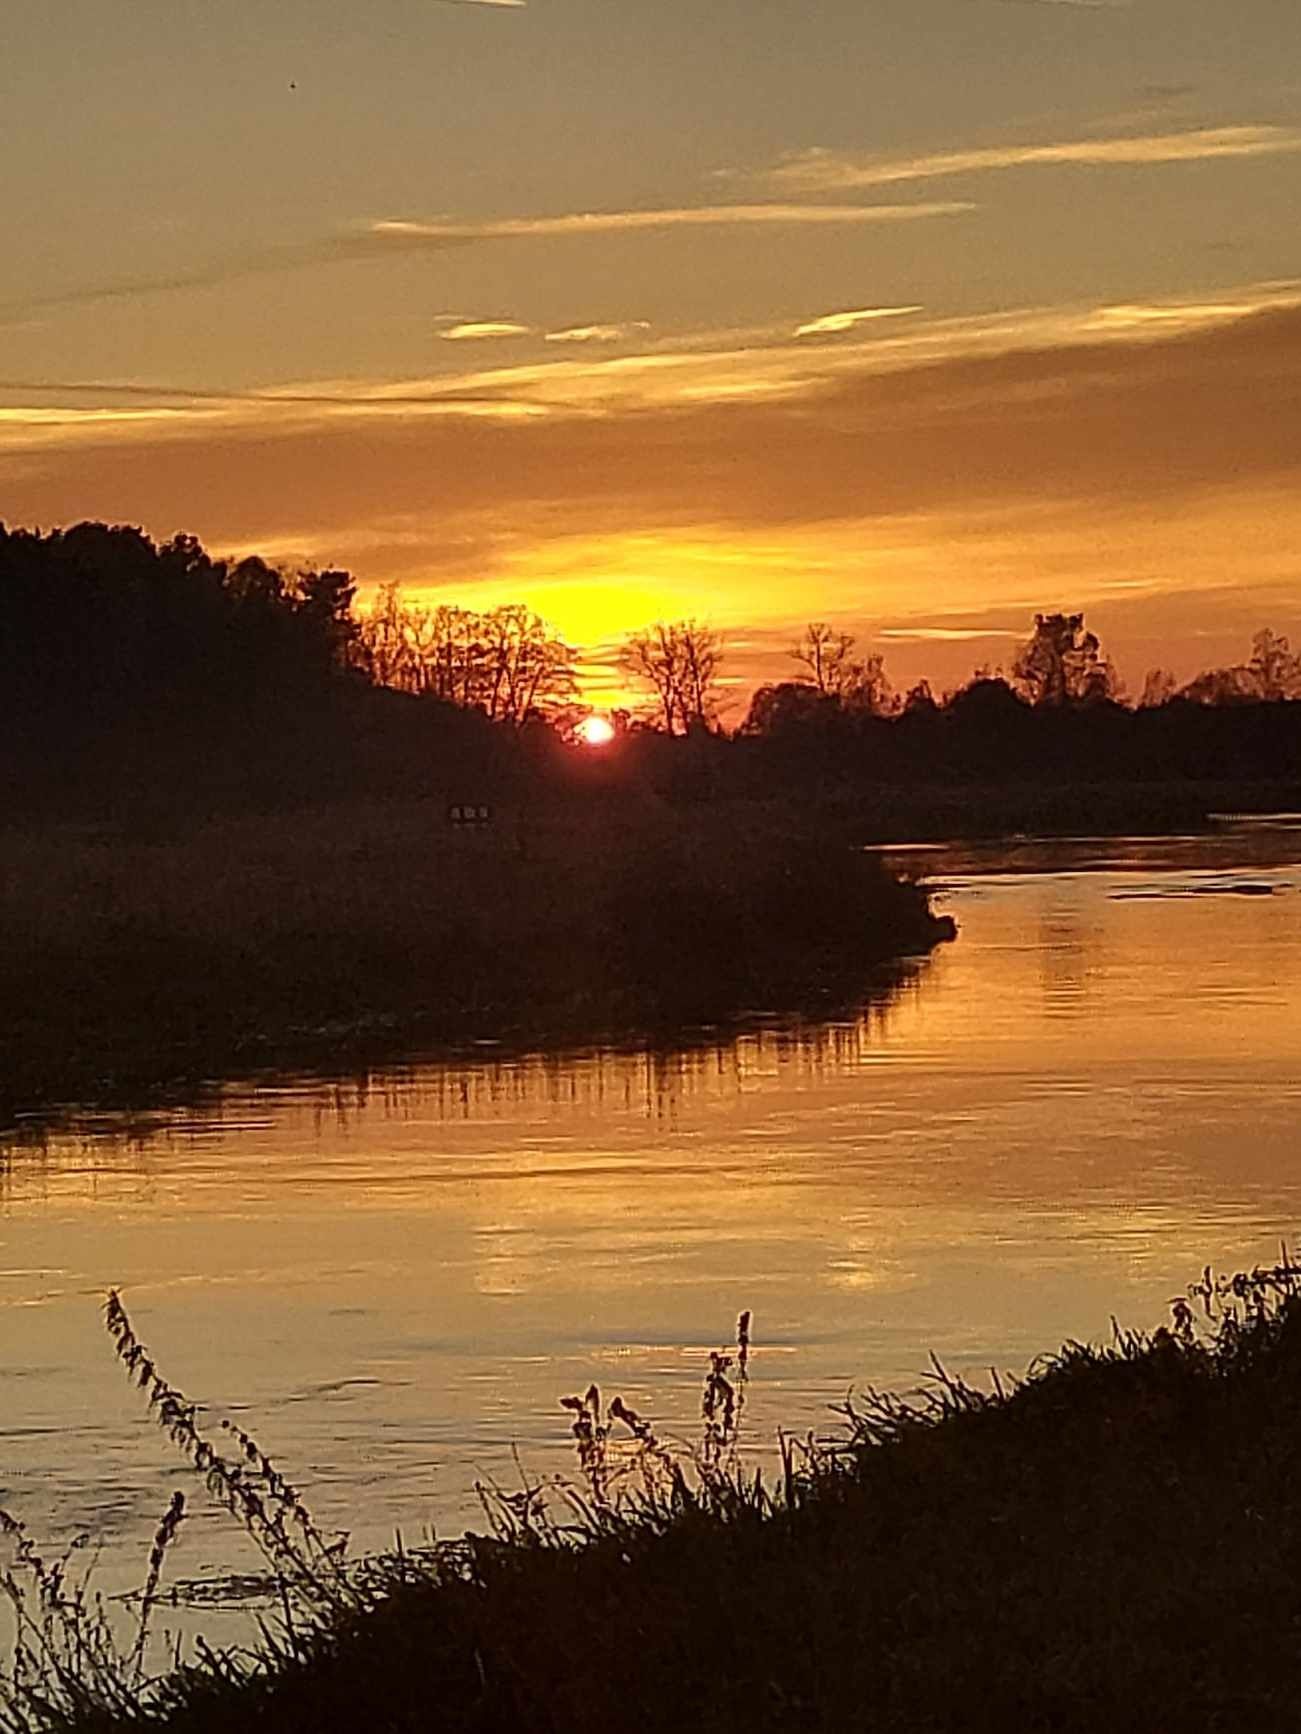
[101, 1293, 352, 1618]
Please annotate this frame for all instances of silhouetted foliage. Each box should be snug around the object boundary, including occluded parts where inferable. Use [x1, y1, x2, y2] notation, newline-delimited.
[788, 621, 895, 715]
[1012, 611, 1117, 707]
[1249, 627, 1301, 700]
[2, 524, 1298, 833]
[1139, 667, 1178, 709]
[13, 1258, 1301, 1732]
[902, 678, 938, 716]
[741, 680, 841, 738]
[618, 620, 726, 734]
[790, 621, 859, 696]
[357, 584, 579, 725]
[0, 524, 553, 819]
[734, 617, 1301, 819]
[1179, 628, 1301, 706]
[740, 625, 895, 738]
[0, 523, 361, 724]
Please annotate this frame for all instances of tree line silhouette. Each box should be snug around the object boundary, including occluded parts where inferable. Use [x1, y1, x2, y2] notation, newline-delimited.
[359, 582, 581, 725]
[3, 521, 1298, 819]
[742, 614, 1301, 730]
[729, 614, 1301, 803]
[0, 522, 512, 816]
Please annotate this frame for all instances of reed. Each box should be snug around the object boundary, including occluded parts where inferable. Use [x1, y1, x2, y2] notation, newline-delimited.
[0, 1501, 178, 1732]
[11, 1260, 1301, 1730]
[101, 1293, 352, 1614]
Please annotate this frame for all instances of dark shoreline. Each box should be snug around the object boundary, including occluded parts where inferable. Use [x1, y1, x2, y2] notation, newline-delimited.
[0, 800, 952, 1131]
[4, 779, 1295, 1133]
[821, 775, 1301, 842]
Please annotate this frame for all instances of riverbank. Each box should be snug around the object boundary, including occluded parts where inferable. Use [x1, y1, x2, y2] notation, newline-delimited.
[5, 775, 1297, 1127]
[830, 776, 1301, 841]
[0, 798, 951, 1123]
[5, 1260, 1301, 1732]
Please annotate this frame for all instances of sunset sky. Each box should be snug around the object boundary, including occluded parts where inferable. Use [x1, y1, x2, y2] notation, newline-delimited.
[3, 0, 1300, 707]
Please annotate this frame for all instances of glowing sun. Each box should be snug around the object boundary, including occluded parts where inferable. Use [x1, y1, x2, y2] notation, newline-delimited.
[576, 714, 616, 747]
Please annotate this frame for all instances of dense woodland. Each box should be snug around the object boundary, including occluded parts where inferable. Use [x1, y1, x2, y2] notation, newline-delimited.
[3, 520, 1299, 820]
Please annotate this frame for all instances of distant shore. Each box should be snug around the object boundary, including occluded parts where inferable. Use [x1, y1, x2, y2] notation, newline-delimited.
[5, 778, 1296, 1128]
[822, 775, 1301, 842]
[0, 798, 952, 1125]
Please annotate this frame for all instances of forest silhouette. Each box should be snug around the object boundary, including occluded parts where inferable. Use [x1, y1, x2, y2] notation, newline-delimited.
[3, 520, 1299, 823]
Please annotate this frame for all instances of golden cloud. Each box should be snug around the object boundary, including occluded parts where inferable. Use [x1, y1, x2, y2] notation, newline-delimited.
[794, 306, 924, 338]
[4, 281, 1299, 436]
[544, 323, 652, 344]
[371, 201, 973, 242]
[4, 286, 1301, 698]
[764, 124, 1301, 194]
[440, 321, 534, 341]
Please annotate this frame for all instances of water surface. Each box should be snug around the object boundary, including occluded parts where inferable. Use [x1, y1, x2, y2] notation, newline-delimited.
[3, 826, 1300, 1605]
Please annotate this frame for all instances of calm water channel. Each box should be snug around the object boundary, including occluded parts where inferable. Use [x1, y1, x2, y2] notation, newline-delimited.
[3, 826, 1301, 1613]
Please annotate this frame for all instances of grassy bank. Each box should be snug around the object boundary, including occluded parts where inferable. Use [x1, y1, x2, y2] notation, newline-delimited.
[7, 1261, 1301, 1731]
[0, 797, 950, 1120]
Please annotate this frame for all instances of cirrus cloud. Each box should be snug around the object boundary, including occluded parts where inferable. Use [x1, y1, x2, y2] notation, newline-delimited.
[545, 322, 652, 344]
[440, 320, 534, 341]
[1, 201, 972, 323]
[794, 306, 924, 338]
[763, 124, 1301, 195]
[4, 288, 1301, 698]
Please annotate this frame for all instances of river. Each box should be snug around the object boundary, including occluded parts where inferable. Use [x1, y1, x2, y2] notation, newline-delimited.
[3, 823, 1300, 1618]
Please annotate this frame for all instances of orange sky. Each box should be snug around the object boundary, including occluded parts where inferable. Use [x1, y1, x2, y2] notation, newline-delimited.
[5, 287, 1300, 707]
[2, 0, 1300, 710]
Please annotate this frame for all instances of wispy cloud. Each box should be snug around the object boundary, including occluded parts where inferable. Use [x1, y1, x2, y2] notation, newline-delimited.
[6, 281, 1299, 437]
[0, 376, 515, 412]
[1084, 299, 1276, 332]
[2, 201, 970, 323]
[1138, 85, 1199, 103]
[879, 627, 1016, 641]
[994, 0, 1130, 10]
[794, 306, 923, 338]
[545, 322, 651, 343]
[373, 201, 971, 242]
[440, 320, 533, 340]
[5, 291, 1301, 697]
[764, 124, 1301, 194]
